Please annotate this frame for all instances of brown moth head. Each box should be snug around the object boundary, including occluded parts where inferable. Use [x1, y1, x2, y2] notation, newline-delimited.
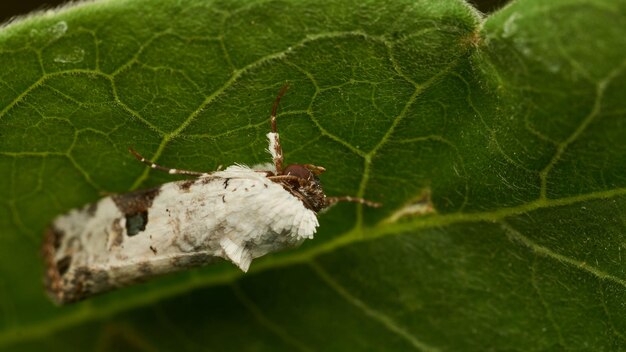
[282, 164, 327, 212]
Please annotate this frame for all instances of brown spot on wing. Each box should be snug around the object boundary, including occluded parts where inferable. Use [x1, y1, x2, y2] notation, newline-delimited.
[179, 179, 195, 192]
[42, 226, 63, 303]
[112, 187, 160, 215]
[139, 262, 153, 275]
[112, 187, 159, 237]
[86, 202, 98, 216]
[110, 219, 124, 247]
[62, 268, 110, 303]
[172, 252, 219, 268]
[56, 256, 72, 276]
[42, 226, 112, 304]
[48, 226, 64, 250]
[125, 212, 148, 236]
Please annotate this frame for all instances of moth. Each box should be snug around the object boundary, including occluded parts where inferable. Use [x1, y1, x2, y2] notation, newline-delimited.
[42, 84, 381, 304]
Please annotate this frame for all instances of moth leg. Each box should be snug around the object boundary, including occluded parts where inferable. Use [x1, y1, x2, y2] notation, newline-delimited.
[267, 83, 290, 174]
[128, 148, 210, 177]
[325, 196, 382, 208]
[220, 237, 253, 272]
[267, 174, 303, 183]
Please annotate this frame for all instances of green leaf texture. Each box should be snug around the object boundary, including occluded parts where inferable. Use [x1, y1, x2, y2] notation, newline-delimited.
[1, 0, 625, 350]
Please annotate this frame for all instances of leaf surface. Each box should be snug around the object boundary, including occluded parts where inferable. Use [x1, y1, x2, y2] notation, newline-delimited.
[0, 0, 625, 350]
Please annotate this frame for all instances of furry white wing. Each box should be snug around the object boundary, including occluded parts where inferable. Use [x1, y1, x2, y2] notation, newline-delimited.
[44, 165, 318, 303]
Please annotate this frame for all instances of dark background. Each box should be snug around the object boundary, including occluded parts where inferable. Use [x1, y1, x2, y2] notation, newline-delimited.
[1, 0, 511, 23]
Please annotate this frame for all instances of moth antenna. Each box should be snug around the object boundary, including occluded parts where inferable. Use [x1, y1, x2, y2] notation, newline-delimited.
[128, 147, 209, 177]
[325, 196, 382, 208]
[268, 83, 290, 174]
[271, 83, 290, 133]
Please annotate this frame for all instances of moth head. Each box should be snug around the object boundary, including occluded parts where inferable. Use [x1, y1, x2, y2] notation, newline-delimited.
[283, 164, 323, 180]
[282, 164, 327, 212]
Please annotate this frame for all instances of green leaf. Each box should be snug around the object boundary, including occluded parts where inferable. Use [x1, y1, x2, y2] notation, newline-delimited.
[1, 0, 625, 350]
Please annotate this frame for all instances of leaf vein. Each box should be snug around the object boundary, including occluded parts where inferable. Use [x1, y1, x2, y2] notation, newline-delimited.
[500, 221, 626, 289]
[284, 59, 366, 157]
[530, 256, 567, 348]
[309, 261, 438, 352]
[598, 282, 626, 342]
[539, 59, 626, 199]
[231, 284, 313, 352]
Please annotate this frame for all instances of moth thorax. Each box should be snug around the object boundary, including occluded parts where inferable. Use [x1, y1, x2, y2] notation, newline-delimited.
[283, 164, 327, 212]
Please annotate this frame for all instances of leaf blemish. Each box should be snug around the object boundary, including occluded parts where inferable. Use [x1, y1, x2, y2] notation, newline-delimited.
[384, 189, 435, 223]
[54, 46, 85, 64]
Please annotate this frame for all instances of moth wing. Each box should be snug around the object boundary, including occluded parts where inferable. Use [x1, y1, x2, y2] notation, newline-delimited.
[220, 237, 252, 272]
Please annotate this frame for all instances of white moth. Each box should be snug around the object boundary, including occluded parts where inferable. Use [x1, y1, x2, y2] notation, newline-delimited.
[43, 84, 381, 304]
